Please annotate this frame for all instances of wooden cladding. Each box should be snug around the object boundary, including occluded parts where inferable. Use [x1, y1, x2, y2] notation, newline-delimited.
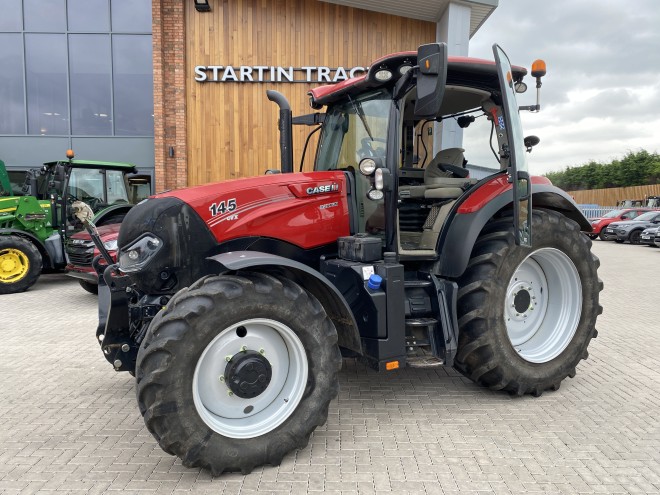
[568, 184, 660, 207]
[185, 0, 435, 186]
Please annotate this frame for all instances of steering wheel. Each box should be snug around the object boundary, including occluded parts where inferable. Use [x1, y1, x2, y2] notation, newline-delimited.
[358, 137, 387, 159]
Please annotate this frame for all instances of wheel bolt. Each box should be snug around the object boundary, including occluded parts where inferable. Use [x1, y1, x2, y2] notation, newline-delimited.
[218, 375, 225, 383]
[240, 345, 248, 352]
[259, 348, 265, 355]
[227, 390, 234, 396]
[225, 355, 233, 362]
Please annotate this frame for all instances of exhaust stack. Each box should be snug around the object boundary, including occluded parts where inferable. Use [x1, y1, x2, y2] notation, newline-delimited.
[266, 90, 294, 173]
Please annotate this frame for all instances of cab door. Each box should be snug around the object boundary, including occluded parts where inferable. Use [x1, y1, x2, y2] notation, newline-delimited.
[493, 45, 532, 247]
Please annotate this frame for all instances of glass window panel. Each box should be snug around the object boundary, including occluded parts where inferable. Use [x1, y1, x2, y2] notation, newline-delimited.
[70, 34, 112, 135]
[111, 0, 151, 32]
[68, 168, 105, 209]
[0, 34, 26, 134]
[106, 170, 129, 203]
[113, 35, 153, 136]
[67, 0, 109, 31]
[0, 0, 23, 31]
[25, 34, 69, 135]
[24, 0, 66, 32]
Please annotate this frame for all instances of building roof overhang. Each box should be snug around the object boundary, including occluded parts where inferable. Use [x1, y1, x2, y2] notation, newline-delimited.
[319, 0, 498, 37]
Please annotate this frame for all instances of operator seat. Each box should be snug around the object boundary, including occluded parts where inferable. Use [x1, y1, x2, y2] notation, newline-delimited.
[397, 148, 479, 255]
[399, 147, 476, 200]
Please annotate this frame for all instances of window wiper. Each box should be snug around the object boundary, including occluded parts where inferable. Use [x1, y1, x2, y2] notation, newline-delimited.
[348, 95, 374, 142]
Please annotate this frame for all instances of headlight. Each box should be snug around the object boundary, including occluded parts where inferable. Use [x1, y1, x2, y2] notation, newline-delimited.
[118, 234, 163, 273]
[103, 239, 118, 251]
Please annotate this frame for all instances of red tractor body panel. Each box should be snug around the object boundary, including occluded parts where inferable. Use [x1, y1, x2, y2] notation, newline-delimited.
[458, 175, 551, 214]
[157, 171, 351, 249]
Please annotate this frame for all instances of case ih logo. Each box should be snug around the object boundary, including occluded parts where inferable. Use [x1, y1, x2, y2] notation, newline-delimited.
[306, 183, 339, 195]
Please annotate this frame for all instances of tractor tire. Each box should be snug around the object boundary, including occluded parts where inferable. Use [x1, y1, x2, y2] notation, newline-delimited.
[135, 272, 342, 475]
[454, 209, 602, 397]
[0, 236, 42, 294]
[78, 280, 99, 294]
[629, 230, 642, 245]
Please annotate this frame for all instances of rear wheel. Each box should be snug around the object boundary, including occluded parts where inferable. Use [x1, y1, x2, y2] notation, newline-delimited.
[78, 279, 98, 294]
[598, 231, 609, 241]
[136, 272, 341, 475]
[0, 236, 42, 294]
[455, 209, 602, 396]
[629, 230, 642, 245]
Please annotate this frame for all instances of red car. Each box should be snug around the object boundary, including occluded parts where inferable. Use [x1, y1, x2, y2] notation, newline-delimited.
[65, 223, 120, 293]
[588, 208, 653, 240]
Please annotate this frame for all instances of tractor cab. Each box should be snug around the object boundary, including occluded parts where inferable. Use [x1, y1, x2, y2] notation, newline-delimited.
[646, 196, 660, 208]
[38, 151, 138, 234]
[308, 44, 541, 258]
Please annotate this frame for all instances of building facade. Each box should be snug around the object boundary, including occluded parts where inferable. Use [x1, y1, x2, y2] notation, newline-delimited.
[0, 0, 155, 176]
[0, 0, 497, 191]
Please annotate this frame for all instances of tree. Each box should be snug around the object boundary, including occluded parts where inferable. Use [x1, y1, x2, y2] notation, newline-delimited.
[544, 150, 660, 190]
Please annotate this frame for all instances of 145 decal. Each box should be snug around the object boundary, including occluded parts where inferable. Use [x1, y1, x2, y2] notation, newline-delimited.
[209, 198, 237, 217]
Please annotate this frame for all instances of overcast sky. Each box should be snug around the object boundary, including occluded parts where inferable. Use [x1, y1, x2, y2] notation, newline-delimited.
[467, 0, 660, 174]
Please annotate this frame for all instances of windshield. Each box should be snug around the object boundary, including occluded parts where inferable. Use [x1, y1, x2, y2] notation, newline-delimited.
[603, 209, 623, 218]
[315, 90, 391, 171]
[68, 168, 128, 213]
[631, 211, 656, 221]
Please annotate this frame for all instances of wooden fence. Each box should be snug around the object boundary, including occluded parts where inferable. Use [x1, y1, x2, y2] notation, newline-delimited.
[567, 184, 660, 206]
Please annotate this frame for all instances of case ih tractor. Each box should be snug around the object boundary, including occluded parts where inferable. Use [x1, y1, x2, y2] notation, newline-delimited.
[93, 44, 601, 474]
[0, 152, 136, 294]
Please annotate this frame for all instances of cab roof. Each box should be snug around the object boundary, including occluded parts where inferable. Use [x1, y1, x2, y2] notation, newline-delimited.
[43, 159, 137, 171]
[308, 51, 528, 108]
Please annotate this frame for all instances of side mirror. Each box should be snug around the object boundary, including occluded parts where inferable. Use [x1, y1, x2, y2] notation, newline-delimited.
[414, 43, 447, 119]
[524, 135, 540, 152]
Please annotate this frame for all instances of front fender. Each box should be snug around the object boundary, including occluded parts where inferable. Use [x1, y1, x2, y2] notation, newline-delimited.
[434, 178, 590, 279]
[207, 251, 362, 354]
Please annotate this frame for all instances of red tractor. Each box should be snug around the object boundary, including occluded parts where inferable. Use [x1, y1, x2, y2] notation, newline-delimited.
[92, 44, 601, 474]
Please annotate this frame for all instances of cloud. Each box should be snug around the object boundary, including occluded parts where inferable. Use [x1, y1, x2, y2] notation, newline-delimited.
[467, 0, 660, 173]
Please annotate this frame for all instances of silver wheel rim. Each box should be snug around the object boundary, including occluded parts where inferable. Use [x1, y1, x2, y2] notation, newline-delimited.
[193, 318, 308, 439]
[504, 248, 582, 363]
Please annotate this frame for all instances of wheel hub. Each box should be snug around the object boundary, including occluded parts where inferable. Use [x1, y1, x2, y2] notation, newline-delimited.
[513, 288, 532, 314]
[0, 249, 29, 282]
[506, 280, 538, 326]
[225, 350, 272, 399]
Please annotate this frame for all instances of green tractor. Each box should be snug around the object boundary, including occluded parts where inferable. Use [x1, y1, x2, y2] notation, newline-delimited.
[0, 152, 138, 294]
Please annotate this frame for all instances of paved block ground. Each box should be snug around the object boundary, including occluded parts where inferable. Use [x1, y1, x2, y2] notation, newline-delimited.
[1, 241, 660, 494]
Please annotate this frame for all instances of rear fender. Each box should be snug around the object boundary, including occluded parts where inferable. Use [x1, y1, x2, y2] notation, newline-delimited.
[208, 251, 362, 354]
[434, 179, 590, 279]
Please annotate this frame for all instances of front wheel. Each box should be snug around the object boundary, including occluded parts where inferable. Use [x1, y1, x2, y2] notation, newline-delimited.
[136, 272, 341, 475]
[78, 279, 99, 294]
[629, 230, 642, 245]
[455, 209, 602, 396]
[0, 236, 42, 294]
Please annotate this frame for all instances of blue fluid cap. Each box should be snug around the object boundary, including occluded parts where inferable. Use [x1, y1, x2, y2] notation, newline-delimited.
[367, 274, 382, 290]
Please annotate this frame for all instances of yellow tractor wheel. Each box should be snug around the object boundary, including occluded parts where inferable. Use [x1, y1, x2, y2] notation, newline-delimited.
[0, 236, 42, 294]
